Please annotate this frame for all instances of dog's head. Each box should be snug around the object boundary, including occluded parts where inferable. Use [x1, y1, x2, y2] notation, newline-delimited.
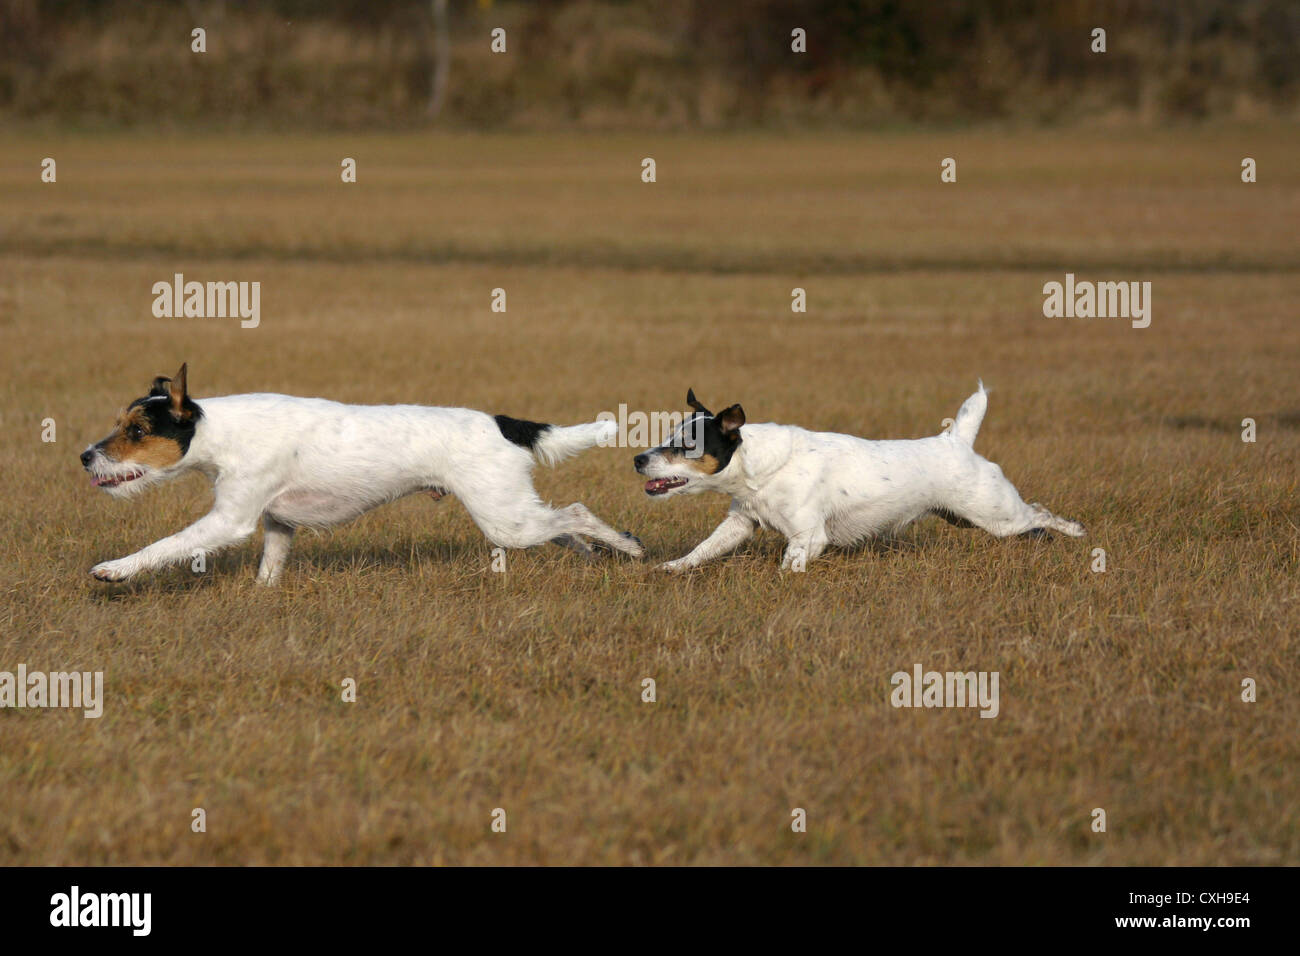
[633, 389, 745, 498]
[80, 363, 202, 498]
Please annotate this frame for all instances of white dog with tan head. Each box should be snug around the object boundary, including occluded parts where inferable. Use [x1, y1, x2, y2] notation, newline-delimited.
[81, 364, 642, 584]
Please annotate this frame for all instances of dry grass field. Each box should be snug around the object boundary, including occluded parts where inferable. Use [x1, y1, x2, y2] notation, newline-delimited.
[0, 127, 1297, 864]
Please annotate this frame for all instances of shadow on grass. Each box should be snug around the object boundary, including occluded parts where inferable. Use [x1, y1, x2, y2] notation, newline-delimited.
[300, 537, 634, 576]
[84, 520, 1075, 595]
[1159, 410, 1300, 432]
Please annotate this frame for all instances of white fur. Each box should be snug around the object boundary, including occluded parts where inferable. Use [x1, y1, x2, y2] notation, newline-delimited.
[84, 394, 640, 584]
[639, 383, 1085, 571]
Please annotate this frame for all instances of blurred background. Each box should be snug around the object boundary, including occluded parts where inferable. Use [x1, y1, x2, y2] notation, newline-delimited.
[2, 0, 1298, 129]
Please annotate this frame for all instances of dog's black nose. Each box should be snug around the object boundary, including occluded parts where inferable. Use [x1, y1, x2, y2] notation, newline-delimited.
[634, 453, 649, 471]
[80, 449, 93, 468]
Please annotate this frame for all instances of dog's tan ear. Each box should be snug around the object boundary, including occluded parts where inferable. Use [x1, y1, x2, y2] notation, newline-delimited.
[717, 403, 745, 436]
[168, 363, 189, 419]
[686, 388, 712, 417]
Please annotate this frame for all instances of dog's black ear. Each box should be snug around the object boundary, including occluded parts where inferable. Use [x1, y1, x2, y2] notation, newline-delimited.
[167, 362, 190, 420]
[686, 388, 712, 417]
[717, 404, 745, 437]
[149, 376, 172, 398]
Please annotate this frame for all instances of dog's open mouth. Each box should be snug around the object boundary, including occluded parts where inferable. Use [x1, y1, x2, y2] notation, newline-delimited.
[91, 470, 143, 488]
[644, 477, 688, 496]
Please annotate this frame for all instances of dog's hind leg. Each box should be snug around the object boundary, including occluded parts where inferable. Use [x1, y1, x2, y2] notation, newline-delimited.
[460, 488, 644, 559]
[931, 508, 975, 529]
[552, 503, 644, 557]
[256, 514, 295, 585]
[551, 533, 595, 557]
[946, 459, 1085, 538]
[1024, 502, 1086, 537]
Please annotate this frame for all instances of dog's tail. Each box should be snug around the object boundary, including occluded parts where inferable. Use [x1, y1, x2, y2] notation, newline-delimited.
[948, 381, 987, 446]
[494, 414, 617, 467]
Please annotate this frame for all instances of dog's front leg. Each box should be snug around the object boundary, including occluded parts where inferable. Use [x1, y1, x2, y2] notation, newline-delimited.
[661, 510, 755, 572]
[90, 494, 265, 582]
[256, 515, 296, 585]
[780, 524, 829, 570]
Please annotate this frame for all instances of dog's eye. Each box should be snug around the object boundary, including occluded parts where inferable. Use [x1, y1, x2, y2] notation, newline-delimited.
[127, 425, 144, 441]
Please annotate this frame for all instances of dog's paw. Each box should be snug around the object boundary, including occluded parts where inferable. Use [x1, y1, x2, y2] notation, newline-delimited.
[255, 566, 285, 586]
[659, 558, 691, 573]
[90, 559, 135, 582]
[620, 532, 645, 558]
[779, 548, 810, 571]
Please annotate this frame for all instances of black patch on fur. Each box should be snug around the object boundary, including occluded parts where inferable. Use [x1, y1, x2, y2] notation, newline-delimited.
[494, 414, 552, 450]
[127, 394, 203, 455]
[676, 412, 742, 473]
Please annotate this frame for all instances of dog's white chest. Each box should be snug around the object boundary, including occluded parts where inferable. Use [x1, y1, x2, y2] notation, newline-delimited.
[738, 494, 792, 535]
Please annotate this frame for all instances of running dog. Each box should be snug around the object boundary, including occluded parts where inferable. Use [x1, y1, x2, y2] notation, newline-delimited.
[81, 364, 642, 584]
[634, 384, 1085, 571]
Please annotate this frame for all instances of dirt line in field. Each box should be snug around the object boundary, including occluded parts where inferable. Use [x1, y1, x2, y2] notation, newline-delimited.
[3, 238, 1297, 276]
